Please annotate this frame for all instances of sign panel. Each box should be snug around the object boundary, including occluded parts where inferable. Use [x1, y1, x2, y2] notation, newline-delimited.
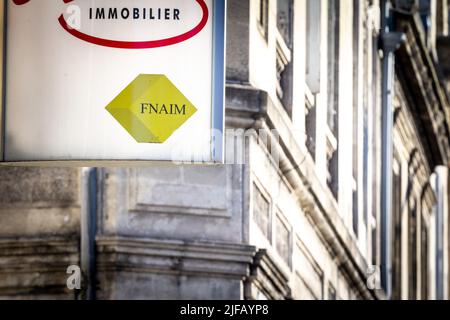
[1, 0, 225, 163]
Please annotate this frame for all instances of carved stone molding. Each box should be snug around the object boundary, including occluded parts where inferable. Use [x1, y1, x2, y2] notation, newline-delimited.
[96, 236, 256, 279]
[127, 167, 231, 218]
[395, 13, 450, 167]
[0, 237, 79, 299]
[244, 249, 291, 300]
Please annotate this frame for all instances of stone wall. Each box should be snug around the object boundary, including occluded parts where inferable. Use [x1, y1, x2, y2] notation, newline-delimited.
[0, 167, 80, 299]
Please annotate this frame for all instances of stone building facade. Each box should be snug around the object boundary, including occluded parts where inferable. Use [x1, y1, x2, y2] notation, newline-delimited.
[1, 0, 450, 300]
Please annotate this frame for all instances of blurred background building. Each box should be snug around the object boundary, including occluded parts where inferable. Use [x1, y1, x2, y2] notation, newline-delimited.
[1, 0, 450, 300]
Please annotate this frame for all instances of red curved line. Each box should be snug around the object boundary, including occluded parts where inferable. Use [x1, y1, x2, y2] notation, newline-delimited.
[12, 0, 31, 5]
[58, 0, 209, 49]
[13, 0, 73, 5]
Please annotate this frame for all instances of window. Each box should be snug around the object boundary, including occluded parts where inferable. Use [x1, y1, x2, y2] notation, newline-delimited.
[326, 0, 340, 200]
[418, 0, 431, 44]
[408, 202, 418, 299]
[327, 150, 339, 200]
[275, 213, 291, 266]
[305, 89, 316, 159]
[362, 9, 376, 252]
[391, 163, 402, 299]
[276, 0, 294, 116]
[327, 0, 340, 136]
[305, 0, 321, 93]
[420, 213, 429, 299]
[257, 0, 269, 40]
[304, 0, 320, 156]
[435, 0, 448, 37]
[352, 188, 359, 236]
[352, 0, 361, 238]
[369, 25, 380, 268]
[253, 183, 271, 240]
[305, 0, 322, 160]
[277, 0, 293, 46]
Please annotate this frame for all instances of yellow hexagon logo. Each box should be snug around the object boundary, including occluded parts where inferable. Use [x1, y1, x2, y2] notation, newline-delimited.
[105, 74, 198, 143]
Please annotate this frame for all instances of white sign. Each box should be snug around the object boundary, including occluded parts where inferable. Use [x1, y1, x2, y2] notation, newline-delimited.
[1, 0, 225, 163]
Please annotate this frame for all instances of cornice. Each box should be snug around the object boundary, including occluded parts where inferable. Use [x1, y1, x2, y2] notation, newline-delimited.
[0, 237, 79, 272]
[96, 236, 256, 280]
[395, 12, 450, 167]
[393, 80, 432, 183]
[0, 237, 79, 297]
